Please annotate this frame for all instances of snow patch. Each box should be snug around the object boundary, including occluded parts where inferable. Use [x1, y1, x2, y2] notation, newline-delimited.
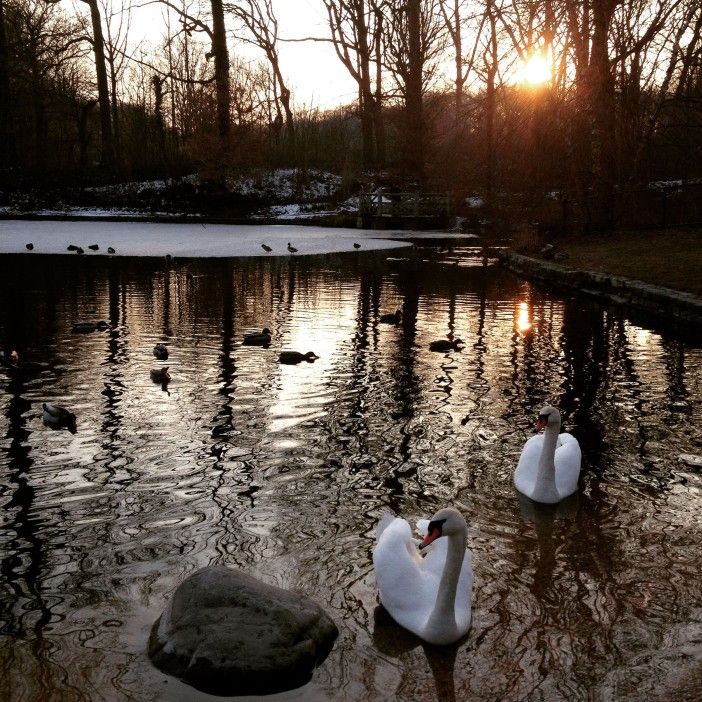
[0, 220, 412, 258]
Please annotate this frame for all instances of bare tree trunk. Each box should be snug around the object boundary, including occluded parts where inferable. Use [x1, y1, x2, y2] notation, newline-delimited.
[373, 6, 385, 165]
[210, 0, 230, 143]
[0, 0, 13, 179]
[484, 3, 497, 213]
[82, 0, 114, 169]
[406, 0, 424, 181]
[108, 56, 121, 169]
[357, 7, 374, 166]
[589, 0, 618, 229]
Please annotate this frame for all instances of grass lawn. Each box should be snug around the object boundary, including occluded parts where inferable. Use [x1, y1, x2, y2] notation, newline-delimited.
[559, 228, 702, 297]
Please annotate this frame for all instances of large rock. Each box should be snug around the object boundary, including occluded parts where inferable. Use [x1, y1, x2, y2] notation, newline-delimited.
[148, 565, 338, 696]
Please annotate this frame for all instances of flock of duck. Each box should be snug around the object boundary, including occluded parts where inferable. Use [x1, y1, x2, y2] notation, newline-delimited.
[260, 241, 362, 254]
[1, 303, 581, 649]
[24, 242, 116, 254]
[23, 240, 367, 256]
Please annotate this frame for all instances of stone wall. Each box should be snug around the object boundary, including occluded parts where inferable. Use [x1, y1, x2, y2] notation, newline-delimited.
[497, 251, 702, 333]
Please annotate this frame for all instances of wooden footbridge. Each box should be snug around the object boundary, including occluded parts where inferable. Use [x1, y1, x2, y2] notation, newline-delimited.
[357, 189, 451, 229]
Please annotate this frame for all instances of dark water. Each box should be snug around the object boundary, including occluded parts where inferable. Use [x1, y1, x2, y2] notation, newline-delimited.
[1, 246, 701, 702]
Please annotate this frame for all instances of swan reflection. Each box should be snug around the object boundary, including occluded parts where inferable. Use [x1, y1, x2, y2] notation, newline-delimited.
[373, 605, 460, 702]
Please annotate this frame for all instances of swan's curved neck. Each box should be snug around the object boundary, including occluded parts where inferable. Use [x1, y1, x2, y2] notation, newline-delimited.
[536, 423, 560, 493]
[425, 531, 466, 636]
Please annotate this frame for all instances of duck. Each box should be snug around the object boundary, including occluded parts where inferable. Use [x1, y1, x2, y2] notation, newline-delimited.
[429, 338, 463, 352]
[261, 244, 273, 253]
[380, 309, 402, 325]
[88, 244, 99, 251]
[353, 242, 361, 249]
[514, 405, 582, 504]
[75, 247, 84, 254]
[72, 321, 109, 333]
[42, 402, 77, 432]
[26, 243, 34, 251]
[287, 242, 298, 254]
[153, 343, 169, 360]
[67, 244, 79, 251]
[150, 367, 171, 384]
[243, 328, 272, 346]
[278, 351, 318, 364]
[0, 349, 19, 367]
[373, 507, 473, 645]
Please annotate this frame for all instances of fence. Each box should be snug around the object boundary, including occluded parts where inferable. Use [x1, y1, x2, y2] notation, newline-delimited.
[358, 190, 451, 228]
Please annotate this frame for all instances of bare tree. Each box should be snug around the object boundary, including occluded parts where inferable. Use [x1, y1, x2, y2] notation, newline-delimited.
[322, 0, 385, 166]
[383, 0, 446, 181]
[227, 0, 293, 135]
[52, 0, 116, 168]
[158, 0, 231, 144]
[100, 0, 132, 164]
[0, 0, 12, 177]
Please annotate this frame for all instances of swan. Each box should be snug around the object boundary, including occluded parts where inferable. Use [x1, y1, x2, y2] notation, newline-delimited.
[514, 405, 581, 504]
[373, 507, 473, 645]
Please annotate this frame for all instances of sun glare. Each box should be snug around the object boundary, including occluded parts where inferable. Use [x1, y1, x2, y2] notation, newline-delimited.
[518, 54, 552, 86]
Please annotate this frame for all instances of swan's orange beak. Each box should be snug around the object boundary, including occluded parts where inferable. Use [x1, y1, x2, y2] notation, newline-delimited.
[536, 418, 547, 432]
[420, 527, 442, 549]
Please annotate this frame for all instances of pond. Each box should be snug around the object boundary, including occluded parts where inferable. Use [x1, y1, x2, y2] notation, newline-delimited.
[1, 245, 701, 701]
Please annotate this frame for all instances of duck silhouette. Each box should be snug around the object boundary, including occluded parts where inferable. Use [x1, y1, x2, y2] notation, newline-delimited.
[42, 403, 77, 433]
[150, 367, 171, 384]
[72, 321, 109, 333]
[287, 242, 298, 254]
[153, 343, 169, 360]
[429, 338, 464, 352]
[243, 328, 272, 346]
[380, 309, 402, 325]
[278, 351, 318, 364]
[261, 244, 273, 252]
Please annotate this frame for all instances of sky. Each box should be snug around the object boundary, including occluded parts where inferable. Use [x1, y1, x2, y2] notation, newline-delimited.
[125, 0, 359, 110]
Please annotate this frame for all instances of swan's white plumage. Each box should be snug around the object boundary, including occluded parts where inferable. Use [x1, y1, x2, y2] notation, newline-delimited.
[373, 510, 472, 645]
[514, 406, 581, 504]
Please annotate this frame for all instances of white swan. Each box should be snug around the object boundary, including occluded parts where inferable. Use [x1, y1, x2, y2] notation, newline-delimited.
[373, 507, 473, 645]
[514, 405, 581, 504]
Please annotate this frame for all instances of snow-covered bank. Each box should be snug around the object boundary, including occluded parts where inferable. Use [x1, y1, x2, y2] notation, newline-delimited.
[0, 220, 413, 258]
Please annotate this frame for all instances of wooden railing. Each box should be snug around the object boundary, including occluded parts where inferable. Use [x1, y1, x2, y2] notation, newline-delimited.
[358, 190, 451, 218]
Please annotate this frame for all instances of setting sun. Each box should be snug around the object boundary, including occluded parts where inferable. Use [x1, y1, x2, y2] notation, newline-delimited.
[518, 53, 552, 85]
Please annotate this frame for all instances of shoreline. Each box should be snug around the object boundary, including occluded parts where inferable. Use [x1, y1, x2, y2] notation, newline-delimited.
[498, 249, 702, 338]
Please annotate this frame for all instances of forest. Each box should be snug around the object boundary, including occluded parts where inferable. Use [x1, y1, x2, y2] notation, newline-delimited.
[0, 0, 701, 231]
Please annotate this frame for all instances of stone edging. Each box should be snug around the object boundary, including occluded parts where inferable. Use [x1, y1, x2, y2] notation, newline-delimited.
[497, 250, 702, 331]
